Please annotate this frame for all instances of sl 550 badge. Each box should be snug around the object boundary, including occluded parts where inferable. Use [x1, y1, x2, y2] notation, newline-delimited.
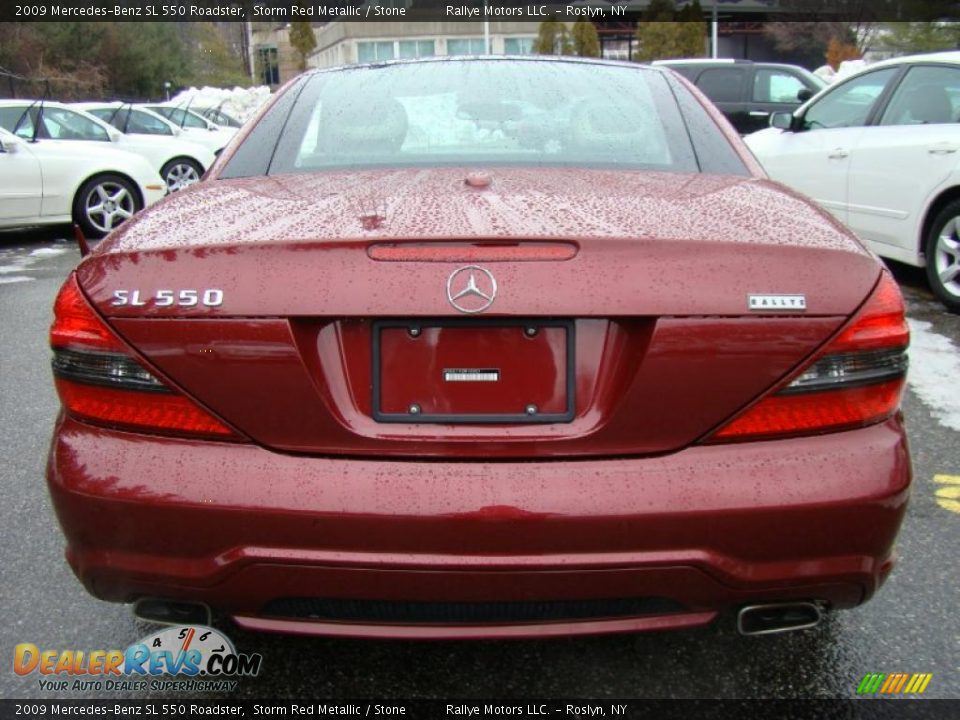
[111, 289, 224, 307]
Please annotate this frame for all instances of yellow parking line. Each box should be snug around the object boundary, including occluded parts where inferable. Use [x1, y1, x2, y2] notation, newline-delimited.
[934, 475, 960, 514]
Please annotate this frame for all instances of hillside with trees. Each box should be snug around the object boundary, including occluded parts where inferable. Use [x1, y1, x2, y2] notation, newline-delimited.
[0, 21, 250, 100]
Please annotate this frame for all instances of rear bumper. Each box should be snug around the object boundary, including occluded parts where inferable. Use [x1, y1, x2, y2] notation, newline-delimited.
[47, 415, 911, 639]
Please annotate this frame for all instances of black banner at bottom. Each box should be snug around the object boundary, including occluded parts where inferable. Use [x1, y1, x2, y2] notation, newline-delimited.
[1, 700, 958, 720]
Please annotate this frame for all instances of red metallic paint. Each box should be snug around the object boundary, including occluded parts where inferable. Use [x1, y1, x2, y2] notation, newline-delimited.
[46, 60, 912, 637]
[48, 414, 908, 638]
[82, 171, 876, 320]
[110, 316, 848, 457]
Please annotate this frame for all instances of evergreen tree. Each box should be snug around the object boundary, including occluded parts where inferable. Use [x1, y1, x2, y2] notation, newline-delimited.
[533, 20, 573, 55]
[677, 1, 707, 57]
[572, 20, 601, 58]
[636, 0, 706, 61]
[289, 20, 317, 72]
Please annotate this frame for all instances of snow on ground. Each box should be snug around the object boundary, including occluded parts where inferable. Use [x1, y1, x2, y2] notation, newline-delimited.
[170, 86, 272, 122]
[907, 318, 960, 432]
[29, 247, 68, 257]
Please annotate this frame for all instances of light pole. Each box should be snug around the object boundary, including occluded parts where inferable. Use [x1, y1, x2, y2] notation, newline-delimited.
[711, 1, 719, 58]
[483, 1, 490, 54]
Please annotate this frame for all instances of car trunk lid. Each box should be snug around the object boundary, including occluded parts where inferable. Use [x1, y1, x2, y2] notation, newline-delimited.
[76, 168, 878, 458]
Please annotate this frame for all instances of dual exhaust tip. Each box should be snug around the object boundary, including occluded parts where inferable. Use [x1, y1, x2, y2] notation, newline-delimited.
[133, 598, 822, 636]
[133, 598, 211, 627]
[737, 601, 823, 635]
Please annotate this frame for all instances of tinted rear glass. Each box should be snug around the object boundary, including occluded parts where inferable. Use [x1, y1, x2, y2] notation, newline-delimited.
[224, 60, 752, 178]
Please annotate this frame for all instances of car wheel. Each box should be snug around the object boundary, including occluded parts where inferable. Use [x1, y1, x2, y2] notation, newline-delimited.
[925, 200, 960, 313]
[73, 174, 142, 239]
[161, 157, 203, 192]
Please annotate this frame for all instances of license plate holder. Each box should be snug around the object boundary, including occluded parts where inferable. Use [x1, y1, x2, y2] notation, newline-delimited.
[372, 319, 575, 424]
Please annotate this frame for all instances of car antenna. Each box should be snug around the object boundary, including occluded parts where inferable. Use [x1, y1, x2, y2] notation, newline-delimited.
[32, 81, 50, 144]
[173, 94, 191, 129]
[13, 83, 45, 143]
[106, 100, 126, 127]
[122, 101, 133, 134]
[182, 93, 202, 128]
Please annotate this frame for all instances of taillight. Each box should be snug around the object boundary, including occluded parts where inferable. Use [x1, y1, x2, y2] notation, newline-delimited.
[50, 275, 239, 439]
[707, 270, 908, 442]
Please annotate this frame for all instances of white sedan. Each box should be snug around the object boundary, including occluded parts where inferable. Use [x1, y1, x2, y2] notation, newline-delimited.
[0, 126, 165, 237]
[0, 100, 214, 194]
[745, 51, 960, 312]
[73, 103, 216, 191]
[137, 103, 237, 156]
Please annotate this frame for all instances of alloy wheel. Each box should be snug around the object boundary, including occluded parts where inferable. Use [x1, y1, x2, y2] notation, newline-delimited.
[84, 181, 135, 234]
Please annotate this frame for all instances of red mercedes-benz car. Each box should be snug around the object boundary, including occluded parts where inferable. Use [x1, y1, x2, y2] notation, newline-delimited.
[47, 57, 911, 639]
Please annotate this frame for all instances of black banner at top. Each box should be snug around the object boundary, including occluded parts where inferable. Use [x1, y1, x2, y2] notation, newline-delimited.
[0, 699, 959, 720]
[3, 0, 960, 23]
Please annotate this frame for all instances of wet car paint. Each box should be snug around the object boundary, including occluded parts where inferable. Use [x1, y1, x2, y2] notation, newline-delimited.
[45, 59, 910, 640]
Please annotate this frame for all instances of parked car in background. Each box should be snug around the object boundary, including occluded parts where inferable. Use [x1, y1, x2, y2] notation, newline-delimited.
[654, 59, 825, 134]
[47, 57, 910, 640]
[138, 103, 237, 155]
[0, 125, 165, 237]
[74, 103, 215, 192]
[745, 51, 960, 313]
[192, 104, 244, 128]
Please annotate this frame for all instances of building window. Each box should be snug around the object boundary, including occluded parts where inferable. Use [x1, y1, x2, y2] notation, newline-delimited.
[399, 40, 435, 59]
[256, 46, 280, 85]
[447, 38, 486, 56]
[503, 37, 534, 55]
[602, 40, 631, 61]
[357, 41, 396, 63]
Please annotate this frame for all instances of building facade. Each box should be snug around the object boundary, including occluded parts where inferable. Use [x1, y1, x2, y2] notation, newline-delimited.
[307, 22, 539, 70]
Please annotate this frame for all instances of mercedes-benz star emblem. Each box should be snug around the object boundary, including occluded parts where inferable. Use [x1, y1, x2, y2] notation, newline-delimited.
[446, 265, 497, 314]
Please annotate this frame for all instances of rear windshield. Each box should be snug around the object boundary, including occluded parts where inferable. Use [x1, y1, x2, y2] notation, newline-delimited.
[222, 59, 748, 177]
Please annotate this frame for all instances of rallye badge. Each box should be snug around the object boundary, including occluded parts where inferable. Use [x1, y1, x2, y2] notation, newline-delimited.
[748, 294, 807, 311]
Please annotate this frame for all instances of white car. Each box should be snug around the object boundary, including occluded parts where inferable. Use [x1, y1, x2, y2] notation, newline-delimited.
[192, 104, 244, 129]
[73, 103, 216, 191]
[745, 51, 960, 312]
[137, 104, 237, 155]
[0, 126, 166, 237]
[0, 100, 212, 194]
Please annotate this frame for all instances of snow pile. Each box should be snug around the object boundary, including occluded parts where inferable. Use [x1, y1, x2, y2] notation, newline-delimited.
[813, 65, 837, 83]
[836, 59, 868, 79]
[813, 59, 871, 85]
[907, 319, 960, 432]
[169, 86, 272, 122]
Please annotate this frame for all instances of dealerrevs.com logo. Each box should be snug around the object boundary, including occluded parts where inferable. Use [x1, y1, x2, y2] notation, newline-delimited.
[13, 626, 262, 693]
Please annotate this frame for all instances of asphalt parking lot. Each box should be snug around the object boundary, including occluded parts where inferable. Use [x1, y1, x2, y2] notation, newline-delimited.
[1, 228, 958, 701]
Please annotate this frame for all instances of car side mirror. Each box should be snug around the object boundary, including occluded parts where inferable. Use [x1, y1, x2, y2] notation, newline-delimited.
[108, 129, 123, 143]
[770, 111, 794, 130]
[797, 88, 813, 102]
[2, 135, 23, 153]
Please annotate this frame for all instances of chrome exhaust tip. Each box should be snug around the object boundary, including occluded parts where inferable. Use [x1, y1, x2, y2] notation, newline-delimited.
[737, 601, 823, 636]
[132, 598, 212, 627]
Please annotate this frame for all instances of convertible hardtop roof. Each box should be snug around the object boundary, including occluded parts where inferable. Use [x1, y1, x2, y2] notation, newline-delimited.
[304, 54, 675, 78]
